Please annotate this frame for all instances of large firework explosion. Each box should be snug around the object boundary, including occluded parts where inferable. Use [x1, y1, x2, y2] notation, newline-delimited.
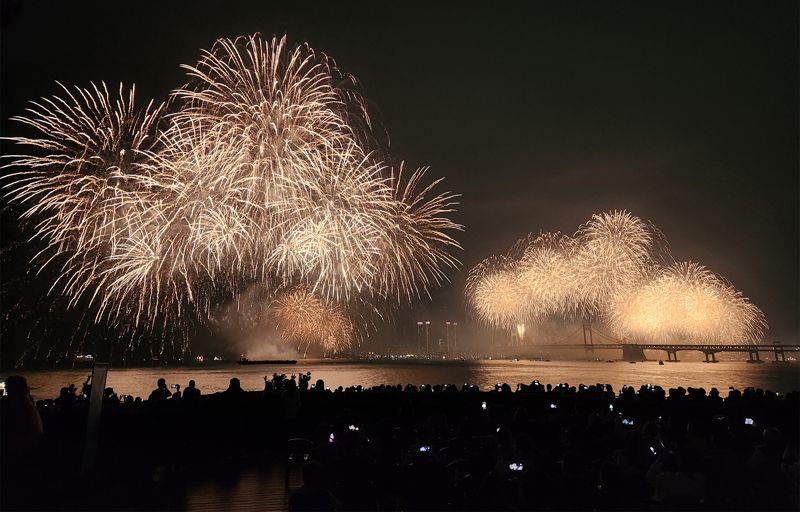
[2, 34, 461, 357]
[466, 256, 527, 330]
[571, 211, 656, 315]
[466, 211, 766, 345]
[608, 262, 767, 344]
[517, 231, 579, 319]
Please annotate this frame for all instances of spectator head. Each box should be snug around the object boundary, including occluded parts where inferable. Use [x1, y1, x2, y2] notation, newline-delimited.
[5, 376, 29, 398]
[157, 378, 166, 388]
[229, 377, 241, 390]
[189, 380, 196, 388]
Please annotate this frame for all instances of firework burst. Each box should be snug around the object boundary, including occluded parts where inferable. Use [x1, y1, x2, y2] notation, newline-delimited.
[571, 210, 655, 315]
[272, 287, 355, 356]
[609, 262, 766, 344]
[466, 255, 527, 330]
[1, 82, 166, 324]
[518, 232, 579, 319]
[2, 34, 461, 354]
[466, 211, 767, 345]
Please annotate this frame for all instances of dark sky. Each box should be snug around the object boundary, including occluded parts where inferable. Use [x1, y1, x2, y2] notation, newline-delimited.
[1, 1, 797, 350]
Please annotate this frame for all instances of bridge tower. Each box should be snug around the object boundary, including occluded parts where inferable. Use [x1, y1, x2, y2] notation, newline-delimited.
[773, 341, 786, 362]
[582, 321, 594, 358]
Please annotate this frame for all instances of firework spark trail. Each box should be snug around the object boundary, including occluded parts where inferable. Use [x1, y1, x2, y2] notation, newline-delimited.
[384, 166, 462, 301]
[2, 34, 462, 352]
[269, 142, 394, 299]
[466, 211, 766, 345]
[172, 34, 372, 155]
[1, 82, 166, 318]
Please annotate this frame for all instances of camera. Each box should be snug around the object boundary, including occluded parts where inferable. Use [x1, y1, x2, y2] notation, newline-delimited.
[550, 403, 557, 409]
[481, 401, 487, 410]
[649, 446, 657, 455]
[328, 433, 335, 443]
[348, 424, 359, 431]
[745, 418, 754, 425]
[170, 384, 178, 389]
[419, 445, 431, 453]
[608, 404, 614, 411]
[622, 418, 634, 426]
[509, 463, 523, 471]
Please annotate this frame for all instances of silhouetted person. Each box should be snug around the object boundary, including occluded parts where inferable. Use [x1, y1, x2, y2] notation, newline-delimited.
[1, 376, 44, 510]
[54, 385, 77, 410]
[289, 461, 341, 511]
[183, 380, 200, 400]
[170, 384, 182, 400]
[80, 374, 92, 400]
[224, 377, 245, 397]
[263, 376, 275, 395]
[103, 387, 119, 404]
[647, 445, 706, 507]
[299, 372, 311, 391]
[282, 377, 300, 420]
[148, 378, 171, 401]
[746, 427, 786, 505]
[1, 376, 43, 457]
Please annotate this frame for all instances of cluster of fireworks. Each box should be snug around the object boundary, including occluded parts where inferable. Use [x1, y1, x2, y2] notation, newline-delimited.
[273, 287, 355, 356]
[467, 211, 766, 345]
[2, 34, 461, 355]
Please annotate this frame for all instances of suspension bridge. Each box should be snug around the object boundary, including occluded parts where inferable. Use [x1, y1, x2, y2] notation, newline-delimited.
[532, 324, 799, 362]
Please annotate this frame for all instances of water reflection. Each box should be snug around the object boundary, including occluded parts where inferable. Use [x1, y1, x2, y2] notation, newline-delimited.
[15, 360, 800, 400]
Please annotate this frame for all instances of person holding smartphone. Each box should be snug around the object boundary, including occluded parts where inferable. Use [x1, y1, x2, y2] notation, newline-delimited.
[147, 378, 172, 402]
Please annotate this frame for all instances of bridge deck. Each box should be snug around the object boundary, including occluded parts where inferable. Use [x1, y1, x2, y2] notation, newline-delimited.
[538, 344, 800, 352]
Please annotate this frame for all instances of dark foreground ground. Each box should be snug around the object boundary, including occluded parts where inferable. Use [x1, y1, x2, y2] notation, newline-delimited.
[2, 375, 798, 511]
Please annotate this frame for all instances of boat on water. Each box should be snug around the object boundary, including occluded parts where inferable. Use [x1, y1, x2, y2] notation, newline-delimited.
[237, 358, 297, 365]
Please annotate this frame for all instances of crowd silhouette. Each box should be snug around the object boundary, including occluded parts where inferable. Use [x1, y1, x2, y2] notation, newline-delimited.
[1, 372, 798, 510]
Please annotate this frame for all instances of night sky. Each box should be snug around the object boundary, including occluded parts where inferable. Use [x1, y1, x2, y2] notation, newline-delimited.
[1, 1, 797, 357]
